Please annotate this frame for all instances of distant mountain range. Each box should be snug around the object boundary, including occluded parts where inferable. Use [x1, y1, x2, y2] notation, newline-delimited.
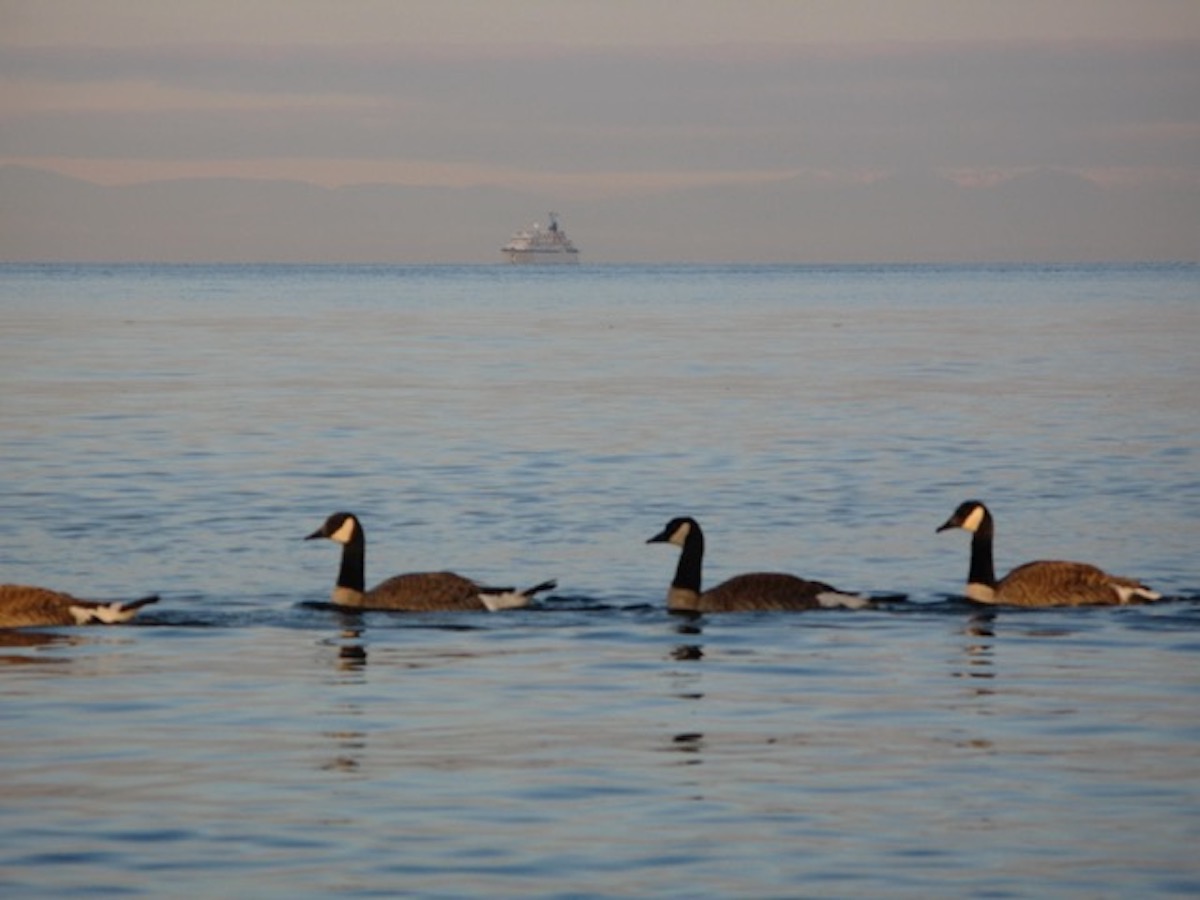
[2, 164, 1195, 263]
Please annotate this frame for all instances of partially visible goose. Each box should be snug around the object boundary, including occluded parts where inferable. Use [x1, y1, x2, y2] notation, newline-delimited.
[0, 584, 158, 628]
[647, 516, 868, 613]
[305, 511, 556, 612]
[937, 499, 1160, 606]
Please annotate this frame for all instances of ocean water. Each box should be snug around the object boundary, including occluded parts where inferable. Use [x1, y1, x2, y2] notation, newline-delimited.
[1, 262, 1198, 897]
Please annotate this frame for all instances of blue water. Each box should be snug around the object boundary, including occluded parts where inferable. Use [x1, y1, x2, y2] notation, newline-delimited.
[1, 263, 1198, 897]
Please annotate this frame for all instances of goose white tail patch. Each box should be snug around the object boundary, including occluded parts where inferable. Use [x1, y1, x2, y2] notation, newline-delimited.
[1114, 584, 1161, 604]
[816, 591, 871, 610]
[69, 603, 139, 625]
[479, 591, 529, 612]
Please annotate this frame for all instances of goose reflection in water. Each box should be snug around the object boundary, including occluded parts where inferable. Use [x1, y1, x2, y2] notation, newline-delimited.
[0, 628, 83, 666]
[960, 610, 997, 684]
[320, 627, 369, 773]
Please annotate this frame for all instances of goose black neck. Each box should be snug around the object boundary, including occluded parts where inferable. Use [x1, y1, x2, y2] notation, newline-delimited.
[968, 529, 997, 588]
[336, 538, 366, 593]
[672, 526, 705, 594]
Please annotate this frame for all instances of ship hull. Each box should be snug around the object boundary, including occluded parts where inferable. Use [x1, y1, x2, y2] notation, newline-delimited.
[503, 249, 580, 265]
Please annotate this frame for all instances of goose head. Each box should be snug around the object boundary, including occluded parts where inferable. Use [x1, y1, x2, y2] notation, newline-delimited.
[937, 500, 991, 535]
[647, 516, 698, 548]
[306, 511, 362, 545]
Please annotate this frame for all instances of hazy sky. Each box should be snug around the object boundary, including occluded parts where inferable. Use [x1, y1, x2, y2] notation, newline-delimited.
[2, 1, 1198, 261]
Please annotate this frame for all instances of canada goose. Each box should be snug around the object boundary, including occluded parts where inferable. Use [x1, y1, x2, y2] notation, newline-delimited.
[305, 511, 556, 612]
[0, 584, 158, 628]
[647, 516, 869, 613]
[937, 499, 1161, 606]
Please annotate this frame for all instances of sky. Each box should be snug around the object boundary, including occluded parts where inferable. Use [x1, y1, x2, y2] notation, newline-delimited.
[1, 0, 1198, 262]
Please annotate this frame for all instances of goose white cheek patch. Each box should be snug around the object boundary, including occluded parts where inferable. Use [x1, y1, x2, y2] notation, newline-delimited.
[329, 517, 357, 544]
[960, 505, 986, 533]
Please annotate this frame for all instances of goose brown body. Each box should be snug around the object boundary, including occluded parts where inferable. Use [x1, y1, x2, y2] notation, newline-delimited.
[346, 570, 539, 612]
[306, 512, 555, 612]
[937, 500, 1160, 607]
[647, 517, 868, 613]
[987, 560, 1156, 607]
[0, 584, 159, 628]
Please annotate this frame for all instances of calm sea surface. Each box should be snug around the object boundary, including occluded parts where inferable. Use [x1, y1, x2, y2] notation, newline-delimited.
[1, 263, 1198, 897]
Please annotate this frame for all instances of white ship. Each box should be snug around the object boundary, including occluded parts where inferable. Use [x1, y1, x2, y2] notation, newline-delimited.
[501, 213, 580, 264]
